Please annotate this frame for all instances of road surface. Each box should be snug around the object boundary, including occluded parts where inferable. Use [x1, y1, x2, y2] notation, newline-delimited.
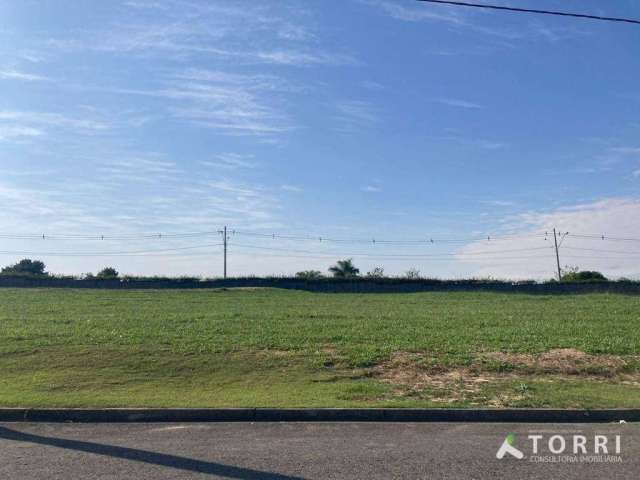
[0, 422, 637, 479]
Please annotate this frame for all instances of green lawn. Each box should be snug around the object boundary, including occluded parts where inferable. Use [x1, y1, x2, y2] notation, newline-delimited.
[1, 288, 639, 408]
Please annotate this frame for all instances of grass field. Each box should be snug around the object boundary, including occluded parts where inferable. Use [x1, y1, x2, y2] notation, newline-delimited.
[1, 288, 639, 408]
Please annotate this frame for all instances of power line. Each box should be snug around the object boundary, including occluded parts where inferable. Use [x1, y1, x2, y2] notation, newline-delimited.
[0, 243, 223, 257]
[416, 0, 640, 25]
[232, 230, 548, 245]
[230, 242, 553, 258]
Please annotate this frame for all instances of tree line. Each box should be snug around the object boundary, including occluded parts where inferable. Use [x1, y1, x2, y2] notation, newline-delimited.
[0, 257, 610, 282]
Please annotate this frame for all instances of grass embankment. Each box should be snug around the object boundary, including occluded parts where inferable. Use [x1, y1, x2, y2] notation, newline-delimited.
[0, 288, 639, 408]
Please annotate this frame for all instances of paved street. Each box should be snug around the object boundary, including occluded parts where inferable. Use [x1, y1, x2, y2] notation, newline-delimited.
[0, 422, 637, 479]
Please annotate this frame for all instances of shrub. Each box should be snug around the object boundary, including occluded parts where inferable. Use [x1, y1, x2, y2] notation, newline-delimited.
[366, 266, 385, 278]
[561, 270, 607, 282]
[0, 259, 47, 276]
[96, 267, 119, 279]
[404, 267, 421, 280]
[295, 270, 323, 279]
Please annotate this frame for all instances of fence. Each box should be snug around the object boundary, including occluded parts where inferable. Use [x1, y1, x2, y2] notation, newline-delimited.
[1, 276, 639, 294]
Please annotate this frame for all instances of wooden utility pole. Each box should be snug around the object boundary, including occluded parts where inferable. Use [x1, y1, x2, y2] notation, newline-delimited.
[553, 228, 562, 281]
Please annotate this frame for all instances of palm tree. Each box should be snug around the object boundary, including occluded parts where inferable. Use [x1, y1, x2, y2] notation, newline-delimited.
[329, 258, 360, 278]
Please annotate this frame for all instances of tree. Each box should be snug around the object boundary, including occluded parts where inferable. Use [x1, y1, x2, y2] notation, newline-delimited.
[329, 258, 360, 278]
[96, 267, 119, 279]
[404, 267, 421, 279]
[0, 259, 47, 276]
[295, 270, 323, 280]
[366, 266, 385, 278]
[561, 270, 607, 282]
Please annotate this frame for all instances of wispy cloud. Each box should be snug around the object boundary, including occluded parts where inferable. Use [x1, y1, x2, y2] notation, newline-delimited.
[0, 110, 108, 143]
[364, 0, 587, 43]
[611, 147, 640, 155]
[281, 184, 302, 193]
[0, 125, 44, 142]
[334, 100, 379, 132]
[0, 110, 108, 131]
[433, 98, 483, 109]
[0, 68, 48, 81]
[480, 200, 516, 207]
[360, 0, 464, 25]
[110, 68, 294, 137]
[427, 134, 507, 150]
[200, 153, 256, 170]
[361, 185, 382, 193]
[46, 2, 352, 67]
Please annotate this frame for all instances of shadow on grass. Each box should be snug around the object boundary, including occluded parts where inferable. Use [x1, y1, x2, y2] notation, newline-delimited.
[0, 426, 304, 479]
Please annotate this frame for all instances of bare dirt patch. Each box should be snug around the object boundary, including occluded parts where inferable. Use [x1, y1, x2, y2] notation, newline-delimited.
[481, 348, 628, 375]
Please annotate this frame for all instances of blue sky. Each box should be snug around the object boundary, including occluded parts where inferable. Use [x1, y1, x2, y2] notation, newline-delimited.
[1, 0, 640, 278]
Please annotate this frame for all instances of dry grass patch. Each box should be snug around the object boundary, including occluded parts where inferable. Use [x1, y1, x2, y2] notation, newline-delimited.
[372, 350, 640, 405]
[372, 352, 504, 403]
[481, 348, 629, 375]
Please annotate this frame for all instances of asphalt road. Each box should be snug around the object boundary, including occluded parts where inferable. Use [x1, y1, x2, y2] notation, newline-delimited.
[0, 422, 637, 479]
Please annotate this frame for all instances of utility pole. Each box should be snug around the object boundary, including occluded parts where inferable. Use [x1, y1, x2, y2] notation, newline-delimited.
[223, 225, 227, 279]
[218, 226, 228, 279]
[553, 228, 562, 282]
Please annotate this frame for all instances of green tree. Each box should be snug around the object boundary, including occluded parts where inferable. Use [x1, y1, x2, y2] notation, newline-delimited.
[295, 270, 323, 280]
[404, 267, 421, 279]
[366, 266, 385, 278]
[561, 270, 607, 282]
[328, 258, 360, 278]
[0, 259, 47, 276]
[96, 267, 119, 279]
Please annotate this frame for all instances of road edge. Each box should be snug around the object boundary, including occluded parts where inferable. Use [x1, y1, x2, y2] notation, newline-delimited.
[0, 408, 638, 423]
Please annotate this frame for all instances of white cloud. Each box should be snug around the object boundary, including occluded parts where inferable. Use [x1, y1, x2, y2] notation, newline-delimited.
[112, 69, 294, 137]
[0, 69, 48, 81]
[0, 110, 109, 134]
[0, 125, 44, 142]
[48, 2, 352, 67]
[334, 100, 379, 132]
[200, 153, 256, 170]
[480, 200, 515, 207]
[433, 98, 483, 109]
[361, 0, 464, 25]
[457, 198, 640, 279]
[361, 185, 382, 193]
[364, 0, 586, 43]
[281, 184, 302, 193]
[611, 147, 640, 155]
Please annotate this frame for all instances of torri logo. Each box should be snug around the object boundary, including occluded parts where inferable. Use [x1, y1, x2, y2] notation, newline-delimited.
[496, 432, 623, 463]
[496, 433, 524, 459]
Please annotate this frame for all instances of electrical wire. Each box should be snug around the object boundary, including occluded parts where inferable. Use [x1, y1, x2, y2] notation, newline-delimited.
[0, 243, 223, 257]
[229, 242, 553, 258]
[416, 0, 640, 25]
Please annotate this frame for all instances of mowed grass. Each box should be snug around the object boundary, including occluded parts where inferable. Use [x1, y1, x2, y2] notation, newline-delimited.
[1, 288, 639, 408]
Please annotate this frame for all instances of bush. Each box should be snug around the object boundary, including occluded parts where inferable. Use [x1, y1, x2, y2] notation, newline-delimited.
[366, 266, 385, 278]
[0, 259, 47, 276]
[96, 267, 119, 279]
[561, 270, 607, 282]
[404, 267, 421, 279]
[295, 270, 323, 280]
